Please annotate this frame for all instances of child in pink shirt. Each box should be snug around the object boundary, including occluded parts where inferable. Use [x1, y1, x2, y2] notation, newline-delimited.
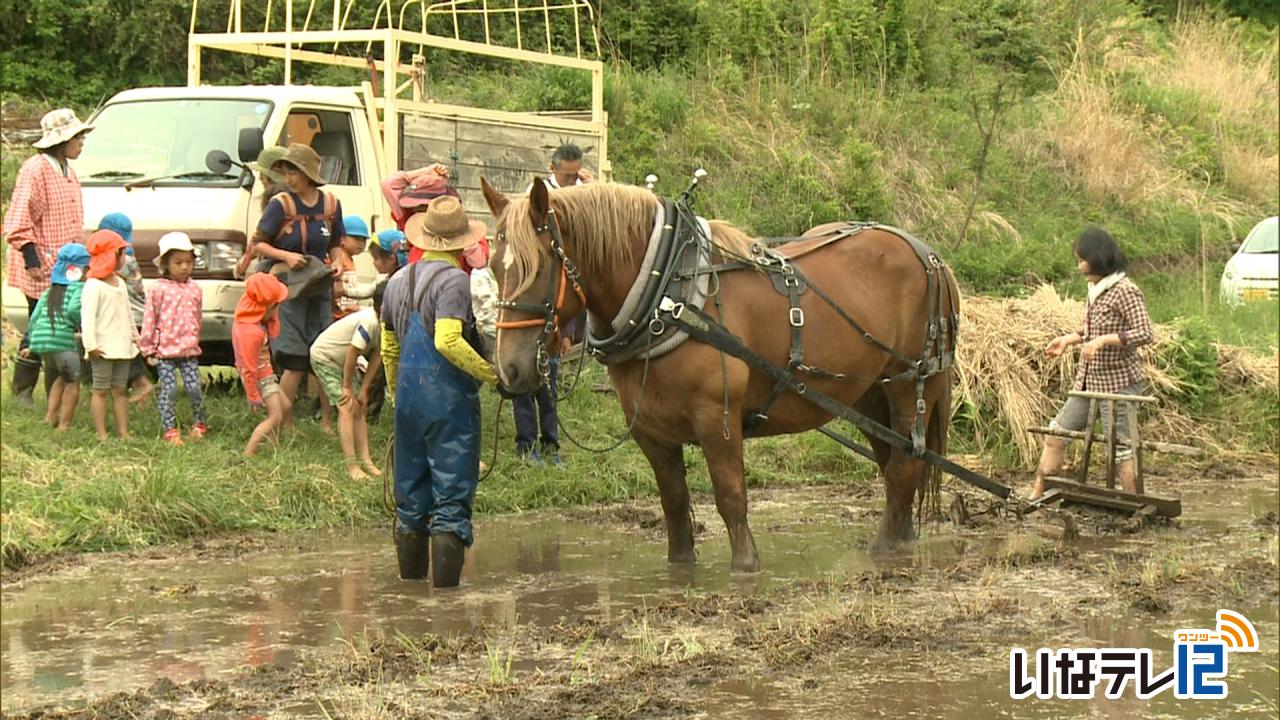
[232, 273, 290, 456]
[139, 232, 207, 444]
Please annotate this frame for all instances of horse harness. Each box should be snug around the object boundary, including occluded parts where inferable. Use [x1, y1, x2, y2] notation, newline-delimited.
[494, 193, 959, 459]
[587, 197, 959, 458]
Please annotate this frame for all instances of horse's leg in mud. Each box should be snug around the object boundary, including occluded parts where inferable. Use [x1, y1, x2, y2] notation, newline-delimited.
[633, 429, 696, 563]
[872, 383, 934, 551]
[697, 428, 760, 573]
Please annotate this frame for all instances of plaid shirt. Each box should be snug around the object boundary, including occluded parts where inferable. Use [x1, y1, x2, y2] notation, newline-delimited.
[1074, 278, 1154, 392]
[3, 154, 85, 299]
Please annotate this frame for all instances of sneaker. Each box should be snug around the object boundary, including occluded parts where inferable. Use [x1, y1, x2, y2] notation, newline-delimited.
[190, 423, 209, 440]
[163, 428, 184, 446]
[518, 446, 544, 468]
[542, 445, 565, 468]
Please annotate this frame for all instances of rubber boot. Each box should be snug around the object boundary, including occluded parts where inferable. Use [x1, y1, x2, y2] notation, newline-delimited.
[431, 532, 466, 588]
[394, 529, 430, 581]
[11, 355, 41, 410]
[1031, 437, 1067, 499]
[1117, 459, 1139, 495]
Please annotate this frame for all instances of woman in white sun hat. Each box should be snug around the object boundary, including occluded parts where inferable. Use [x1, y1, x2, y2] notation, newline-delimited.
[3, 108, 93, 408]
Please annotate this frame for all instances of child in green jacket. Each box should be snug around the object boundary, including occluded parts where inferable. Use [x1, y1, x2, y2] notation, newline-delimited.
[29, 243, 91, 430]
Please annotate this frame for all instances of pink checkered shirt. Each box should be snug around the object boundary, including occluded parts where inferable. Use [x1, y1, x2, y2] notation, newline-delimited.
[3, 154, 85, 299]
[1073, 278, 1154, 393]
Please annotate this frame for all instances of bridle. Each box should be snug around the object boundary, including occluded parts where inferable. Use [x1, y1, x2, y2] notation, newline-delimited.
[494, 207, 586, 385]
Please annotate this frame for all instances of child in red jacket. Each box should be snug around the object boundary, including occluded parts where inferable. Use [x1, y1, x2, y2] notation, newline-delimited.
[232, 274, 290, 456]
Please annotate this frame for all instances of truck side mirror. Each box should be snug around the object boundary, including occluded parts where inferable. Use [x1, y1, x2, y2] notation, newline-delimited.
[238, 128, 265, 163]
[206, 150, 235, 174]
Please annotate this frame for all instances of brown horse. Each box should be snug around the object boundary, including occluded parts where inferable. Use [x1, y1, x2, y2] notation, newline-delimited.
[480, 178, 959, 573]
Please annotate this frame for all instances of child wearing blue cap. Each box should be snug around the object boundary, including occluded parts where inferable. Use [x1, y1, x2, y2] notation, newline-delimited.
[29, 243, 91, 430]
[332, 216, 372, 320]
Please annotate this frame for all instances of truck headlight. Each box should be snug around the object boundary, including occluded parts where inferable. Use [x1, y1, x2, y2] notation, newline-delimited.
[205, 241, 243, 272]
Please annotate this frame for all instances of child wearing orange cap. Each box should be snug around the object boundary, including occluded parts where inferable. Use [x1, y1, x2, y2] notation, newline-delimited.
[232, 273, 291, 456]
[82, 230, 139, 440]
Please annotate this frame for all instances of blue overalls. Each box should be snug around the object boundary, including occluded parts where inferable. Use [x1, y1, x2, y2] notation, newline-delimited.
[394, 263, 482, 545]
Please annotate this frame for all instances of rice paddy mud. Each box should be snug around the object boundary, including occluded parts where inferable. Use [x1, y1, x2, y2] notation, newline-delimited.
[2, 457, 1277, 718]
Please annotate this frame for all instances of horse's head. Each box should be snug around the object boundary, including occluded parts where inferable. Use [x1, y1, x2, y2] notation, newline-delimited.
[481, 176, 588, 395]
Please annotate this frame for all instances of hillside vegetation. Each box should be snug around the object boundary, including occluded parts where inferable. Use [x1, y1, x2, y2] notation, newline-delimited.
[4, 0, 1277, 293]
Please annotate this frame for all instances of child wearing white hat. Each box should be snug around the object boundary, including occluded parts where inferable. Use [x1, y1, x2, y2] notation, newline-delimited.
[139, 232, 208, 444]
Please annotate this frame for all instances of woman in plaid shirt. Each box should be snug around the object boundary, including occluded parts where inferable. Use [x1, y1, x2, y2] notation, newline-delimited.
[3, 109, 92, 407]
[1032, 227, 1154, 498]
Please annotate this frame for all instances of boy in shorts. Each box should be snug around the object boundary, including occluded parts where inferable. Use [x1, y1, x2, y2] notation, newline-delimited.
[310, 282, 384, 480]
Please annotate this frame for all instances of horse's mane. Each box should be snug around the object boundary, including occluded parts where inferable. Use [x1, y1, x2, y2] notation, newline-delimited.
[499, 182, 757, 295]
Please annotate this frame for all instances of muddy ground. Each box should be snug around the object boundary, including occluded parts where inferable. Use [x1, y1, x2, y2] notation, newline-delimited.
[3, 457, 1277, 719]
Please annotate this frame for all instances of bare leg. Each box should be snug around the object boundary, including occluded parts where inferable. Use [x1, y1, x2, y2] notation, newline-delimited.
[315, 375, 334, 436]
[45, 378, 65, 426]
[245, 396, 285, 456]
[633, 429, 695, 563]
[338, 402, 368, 480]
[355, 412, 381, 476]
[695, 422, 759, 574]
[112, 388, 130, 439]
[278, 370, 303, 428]
[57, 382, 80, 430]
[1032, 436, 1067, 500]
[91, 389, 110, 440]
[128, 374, 154, 405]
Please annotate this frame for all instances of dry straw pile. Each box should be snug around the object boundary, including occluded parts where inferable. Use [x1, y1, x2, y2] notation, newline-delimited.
[955, 285, 1277, 465]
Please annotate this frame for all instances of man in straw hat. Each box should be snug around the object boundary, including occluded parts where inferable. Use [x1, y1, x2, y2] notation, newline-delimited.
[381, 196, 497, 588]
[4, 108, 92, 408]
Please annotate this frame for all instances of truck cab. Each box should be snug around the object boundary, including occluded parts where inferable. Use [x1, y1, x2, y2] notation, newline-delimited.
[2, 86, 383, 364]
[3, 0, 608, 364]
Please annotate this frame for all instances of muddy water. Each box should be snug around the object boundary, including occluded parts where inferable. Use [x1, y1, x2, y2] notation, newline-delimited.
[694, 605, 1280, 719]
[3, 483, 1277, 716]
[1, 493, 902, 710]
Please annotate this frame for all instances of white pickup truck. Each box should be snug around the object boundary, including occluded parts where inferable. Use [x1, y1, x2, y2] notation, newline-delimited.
[3, 0, 609, 364]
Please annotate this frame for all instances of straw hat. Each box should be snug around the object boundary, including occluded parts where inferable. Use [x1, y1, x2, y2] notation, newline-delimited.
[32, 108, 93, 150]
[405, 196, 487, 252]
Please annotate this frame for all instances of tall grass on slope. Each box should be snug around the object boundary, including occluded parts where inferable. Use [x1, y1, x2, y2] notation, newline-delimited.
[1043, 27, 1171, 206]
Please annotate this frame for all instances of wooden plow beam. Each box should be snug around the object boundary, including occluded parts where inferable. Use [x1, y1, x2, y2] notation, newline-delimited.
[1031, 477, 1182, 519]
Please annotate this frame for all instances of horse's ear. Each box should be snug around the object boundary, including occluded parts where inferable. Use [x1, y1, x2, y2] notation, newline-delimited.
[529, 177, 550, 224]
[480, 177, 509, 218]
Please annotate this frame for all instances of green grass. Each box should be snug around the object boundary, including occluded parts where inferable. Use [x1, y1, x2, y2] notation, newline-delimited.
[0, 360, 877, 569]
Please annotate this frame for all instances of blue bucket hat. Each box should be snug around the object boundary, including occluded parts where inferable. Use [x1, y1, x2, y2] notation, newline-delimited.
[343, 216, 370, 239]
[51, 243, 91, 285]
[98, 212, 134, 255]
[376, 228, 408, 267]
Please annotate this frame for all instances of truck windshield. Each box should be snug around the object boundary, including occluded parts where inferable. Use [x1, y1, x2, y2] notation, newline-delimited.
[76, 98, 273, 185]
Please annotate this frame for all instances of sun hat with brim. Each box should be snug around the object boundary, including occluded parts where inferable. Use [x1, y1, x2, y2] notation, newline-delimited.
[155, 232, 196, 268]
[405, 196, 487, 252]
[249, 146, 287, 184]
[236, 273, 289, 324]
[51, 243, 91, 285]
[86, 230, 127, 280]
[399, 174, 455, 210]
[271, 143, 326, 186]
[32, 108, 93, 150]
